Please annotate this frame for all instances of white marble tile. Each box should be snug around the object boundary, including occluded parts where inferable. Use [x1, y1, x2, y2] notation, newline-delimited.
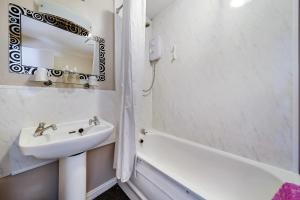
[0, 13, 152, 178]
[0, 26, 152, 177]
[151, 0, 297, 171]
[0, 86, 120, 177]
[0, 0, 296, 178]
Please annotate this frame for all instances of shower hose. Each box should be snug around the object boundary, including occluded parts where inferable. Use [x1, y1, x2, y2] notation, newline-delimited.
[143, 62, 156, 96]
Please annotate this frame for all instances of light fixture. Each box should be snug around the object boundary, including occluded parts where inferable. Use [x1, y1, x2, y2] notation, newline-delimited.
[230, 0, 252, 8]
[36, 0, 92, 30]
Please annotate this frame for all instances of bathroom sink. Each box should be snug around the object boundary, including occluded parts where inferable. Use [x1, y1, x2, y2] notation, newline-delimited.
[19, 118, 114, 159]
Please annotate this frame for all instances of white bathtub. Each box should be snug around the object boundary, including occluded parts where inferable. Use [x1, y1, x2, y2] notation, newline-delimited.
[129, 129, 300, 200]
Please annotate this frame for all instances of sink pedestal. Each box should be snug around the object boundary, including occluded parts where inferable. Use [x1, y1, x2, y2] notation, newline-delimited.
[59, 152, 86, 200]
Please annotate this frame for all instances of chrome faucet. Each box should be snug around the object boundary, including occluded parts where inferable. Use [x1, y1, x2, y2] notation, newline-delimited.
[89, 116, 100, 126]
[34, 122, 57, 137]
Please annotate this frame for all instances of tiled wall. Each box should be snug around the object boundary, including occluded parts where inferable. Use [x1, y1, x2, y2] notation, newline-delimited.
[0, 0, 152, 178]
[151, 0, 298, 171]
[0, 86, 119, 177]
[0, 0, 117, 178]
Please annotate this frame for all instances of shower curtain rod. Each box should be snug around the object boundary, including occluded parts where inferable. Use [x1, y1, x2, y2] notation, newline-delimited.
[116, 4, 123, 14]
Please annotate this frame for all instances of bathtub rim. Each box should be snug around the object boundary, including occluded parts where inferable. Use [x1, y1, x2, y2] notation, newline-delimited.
[137, 129, 300, 196]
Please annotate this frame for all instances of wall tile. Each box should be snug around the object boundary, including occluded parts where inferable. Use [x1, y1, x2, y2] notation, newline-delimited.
[0, 86, 119, 177]
[151, 0, 297, 171]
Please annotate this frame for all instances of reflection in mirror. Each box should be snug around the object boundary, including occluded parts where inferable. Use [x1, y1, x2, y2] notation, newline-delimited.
[21, 15, 94, 75]
[8, 3, 106, 86]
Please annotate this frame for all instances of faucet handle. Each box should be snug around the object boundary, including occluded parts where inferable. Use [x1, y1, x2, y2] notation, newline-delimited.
[52, 124, 58, 130]
[38, 122, 46, 128]
[93, 116, 99, 121]
[88, 116, 100, 126]
[94, 116, 100, 125]
[89, 116, 100, 125]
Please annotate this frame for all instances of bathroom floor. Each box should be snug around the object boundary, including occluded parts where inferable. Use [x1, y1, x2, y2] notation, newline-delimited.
[95, 184, 130, 200]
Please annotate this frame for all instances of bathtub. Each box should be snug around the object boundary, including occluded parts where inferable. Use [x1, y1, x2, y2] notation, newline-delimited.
[129, 129, 300, 200]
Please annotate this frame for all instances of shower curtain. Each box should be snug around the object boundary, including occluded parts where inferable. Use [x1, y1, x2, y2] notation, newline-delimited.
[114, 0, 146, 182]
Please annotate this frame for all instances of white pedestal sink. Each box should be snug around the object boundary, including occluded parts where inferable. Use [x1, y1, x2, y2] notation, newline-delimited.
[19, 117, 114, 200]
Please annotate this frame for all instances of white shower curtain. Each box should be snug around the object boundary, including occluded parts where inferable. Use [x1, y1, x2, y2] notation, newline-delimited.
[114, 0, 146, 182]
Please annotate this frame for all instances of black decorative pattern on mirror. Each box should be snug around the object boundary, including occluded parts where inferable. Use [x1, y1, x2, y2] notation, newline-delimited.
[96, 37, 106, 81]
[48, 69, 64, 77]
[8, 3, 106, 82]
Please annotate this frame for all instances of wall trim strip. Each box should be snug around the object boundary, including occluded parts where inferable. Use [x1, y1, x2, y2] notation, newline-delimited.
[118, 180, 148, 200]
[86, 177, 117, 200]
[11, 160, 56, 176]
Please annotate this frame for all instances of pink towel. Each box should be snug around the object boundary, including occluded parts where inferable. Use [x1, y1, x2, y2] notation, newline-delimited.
[273, 183, 300, 200]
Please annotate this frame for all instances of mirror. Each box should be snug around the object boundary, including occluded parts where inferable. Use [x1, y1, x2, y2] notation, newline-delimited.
[8, 3, 106, 85]
[22, 16, 93, 74]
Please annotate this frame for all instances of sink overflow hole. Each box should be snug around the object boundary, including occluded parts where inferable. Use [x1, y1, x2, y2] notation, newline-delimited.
[68, 131, 76, 134]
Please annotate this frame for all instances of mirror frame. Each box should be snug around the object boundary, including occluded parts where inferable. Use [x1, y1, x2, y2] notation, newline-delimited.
[8, 3, 106, 82]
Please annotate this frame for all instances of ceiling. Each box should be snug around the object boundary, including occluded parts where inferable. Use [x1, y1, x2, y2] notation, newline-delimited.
[146, 0, 176, 19]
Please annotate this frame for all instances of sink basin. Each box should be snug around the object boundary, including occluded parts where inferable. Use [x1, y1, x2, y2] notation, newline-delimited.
[19, 118, 114, 159]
